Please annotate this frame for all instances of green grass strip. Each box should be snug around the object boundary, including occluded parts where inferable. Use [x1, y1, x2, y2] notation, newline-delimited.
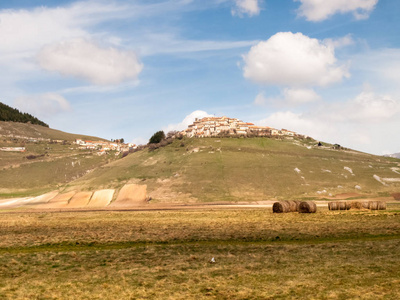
[1, 233, 400, 254]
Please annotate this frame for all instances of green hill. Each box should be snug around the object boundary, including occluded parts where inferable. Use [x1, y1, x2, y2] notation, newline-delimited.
[66, 136, 400, 202]
[0, 102, 48, 127]
[0, 121, 115, 198]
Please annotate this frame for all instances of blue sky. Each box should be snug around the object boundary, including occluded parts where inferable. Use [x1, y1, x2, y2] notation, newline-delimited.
[0, 0, 399, 155]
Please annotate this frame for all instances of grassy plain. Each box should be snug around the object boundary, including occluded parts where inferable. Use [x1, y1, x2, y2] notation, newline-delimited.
[1, 204, 400, 299]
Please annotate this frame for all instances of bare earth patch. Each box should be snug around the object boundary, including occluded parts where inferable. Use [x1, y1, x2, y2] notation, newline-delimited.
[87, 189, 115, 208]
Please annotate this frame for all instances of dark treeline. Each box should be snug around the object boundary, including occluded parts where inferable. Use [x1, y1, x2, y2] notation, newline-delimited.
[0, 102, 49, 127]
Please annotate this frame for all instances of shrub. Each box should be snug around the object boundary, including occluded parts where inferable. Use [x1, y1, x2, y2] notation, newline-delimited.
[149, 131, 165, 144]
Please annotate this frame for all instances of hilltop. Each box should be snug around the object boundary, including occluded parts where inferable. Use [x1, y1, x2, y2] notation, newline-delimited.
[0, 102, 48, 127]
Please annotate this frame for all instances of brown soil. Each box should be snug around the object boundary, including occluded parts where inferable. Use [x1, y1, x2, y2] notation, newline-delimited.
[108, 184, 147, 207]
[68, 191, 93, 208]
[87, 189, 115, 208]
[29, 191, 59, 204]
[39, 191, 76, 208]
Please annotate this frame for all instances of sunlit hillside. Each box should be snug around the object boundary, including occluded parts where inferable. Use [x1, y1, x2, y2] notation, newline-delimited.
[68, 136, 400, 202]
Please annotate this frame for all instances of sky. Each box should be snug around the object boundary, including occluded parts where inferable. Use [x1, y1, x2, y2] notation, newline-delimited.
[0, 0, 399, 155]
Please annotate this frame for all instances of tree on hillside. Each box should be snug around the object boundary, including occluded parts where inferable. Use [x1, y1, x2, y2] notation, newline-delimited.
[0, 102, 49, 127]
[149, 130, 165, 144]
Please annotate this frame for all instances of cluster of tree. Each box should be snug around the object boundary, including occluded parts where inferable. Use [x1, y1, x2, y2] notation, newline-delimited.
[0, 102, 49, 127]
[147, 130, 183, 151]
[111, 138, 125, 144]
[149, 131, 165, 144]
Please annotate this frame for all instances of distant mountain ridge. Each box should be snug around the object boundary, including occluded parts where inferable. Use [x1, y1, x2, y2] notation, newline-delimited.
[0, 102, 49, 127]
[385, 153, 400, 159]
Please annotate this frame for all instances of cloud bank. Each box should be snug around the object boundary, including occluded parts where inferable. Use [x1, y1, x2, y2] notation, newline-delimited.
[37, 39, 143, 85]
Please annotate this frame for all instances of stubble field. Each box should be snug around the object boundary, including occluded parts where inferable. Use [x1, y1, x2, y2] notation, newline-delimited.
[0, 204, 400, 299]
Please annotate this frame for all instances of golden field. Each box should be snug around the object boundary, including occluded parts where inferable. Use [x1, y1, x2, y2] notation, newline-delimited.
[0, 204, 399, 299]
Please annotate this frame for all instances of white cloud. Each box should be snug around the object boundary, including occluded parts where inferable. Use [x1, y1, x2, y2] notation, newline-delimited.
[232, 0, 261, 17]
[163, 110, 213, 132]
[327, 91, 400, 123]
[136, 32, 258, 56]
[258, 111, 320, 134]
[13, 93, 72, 118]
[295, 0, 379, 22]
[254, 88, 320, 107]
[37, 39, 143, 85]
[242, 32, 349, 87]
[256, 88, 400, 154]
[324, 35, 355, 49]
[282, 88, 321, 104]
[0, 1, 131, 57]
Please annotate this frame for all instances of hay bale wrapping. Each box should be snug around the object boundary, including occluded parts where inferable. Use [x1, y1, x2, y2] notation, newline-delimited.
[298, 201, 317, 213]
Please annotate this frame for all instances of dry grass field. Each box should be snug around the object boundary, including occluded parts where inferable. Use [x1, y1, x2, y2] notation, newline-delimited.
[1, 204, 400, 299]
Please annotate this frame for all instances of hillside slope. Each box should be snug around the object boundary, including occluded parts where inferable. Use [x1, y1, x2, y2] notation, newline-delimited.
[67, 137, 400, 202]
[0, 121, 115, 198]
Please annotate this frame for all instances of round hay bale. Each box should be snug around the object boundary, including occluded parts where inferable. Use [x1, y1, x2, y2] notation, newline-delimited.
[378, 201, 387, 210]
[336, 202, 347, 210]
[345, 202, 351, 210]
[328, 202, 337, 210]
[368, 201, 378, 210]
[350, 201, 363, 209]
[298, 201, 317, 213]
[273, 201, 290, 213]
[369, 201, 387, 210]
[293, 200, 302, 212]
[283, 200, 301, 212]
[361, 201, 369, 209]
[328, 201, 348, 210]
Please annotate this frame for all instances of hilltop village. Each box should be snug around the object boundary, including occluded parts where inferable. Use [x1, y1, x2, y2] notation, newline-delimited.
[180, 116, 304, 138]
[75, 139, 135, 155]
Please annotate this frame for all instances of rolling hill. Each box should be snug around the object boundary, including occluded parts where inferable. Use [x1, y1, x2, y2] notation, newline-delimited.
[1, 118, 399, 204]
[65, 136, 400, 203]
